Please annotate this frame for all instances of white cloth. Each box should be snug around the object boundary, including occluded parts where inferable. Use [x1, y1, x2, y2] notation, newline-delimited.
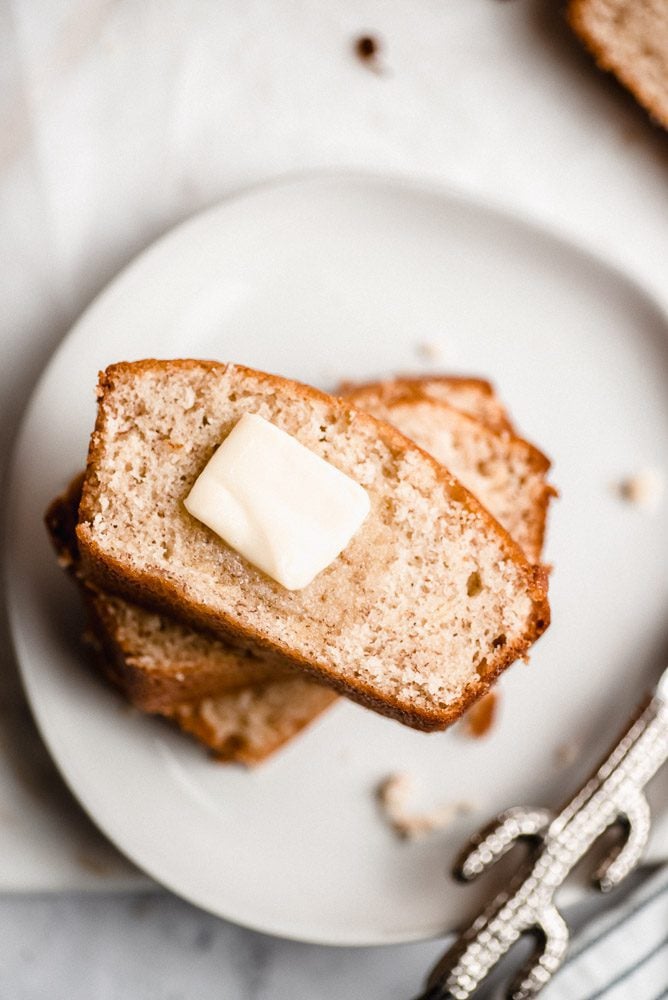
[1, 2, 667, 997]
[545, 868, 668, 1000]
[3, 0, 668, 895]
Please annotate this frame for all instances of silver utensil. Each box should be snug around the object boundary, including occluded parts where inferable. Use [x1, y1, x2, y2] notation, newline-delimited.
[415, 666, 668, 1000]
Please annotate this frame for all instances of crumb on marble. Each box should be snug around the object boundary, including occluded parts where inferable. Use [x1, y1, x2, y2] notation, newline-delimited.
[353, 34, 384, 74]
[377, 772, 475, 840]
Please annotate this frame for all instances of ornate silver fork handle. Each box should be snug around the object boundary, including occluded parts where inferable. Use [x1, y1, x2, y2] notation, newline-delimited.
[414, 667, 668, 1000]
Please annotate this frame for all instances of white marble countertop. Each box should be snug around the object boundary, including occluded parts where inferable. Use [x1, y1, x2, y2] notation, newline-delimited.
[1, 0, 667, 995]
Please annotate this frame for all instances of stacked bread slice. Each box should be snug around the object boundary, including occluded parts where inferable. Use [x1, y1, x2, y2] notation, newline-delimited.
[569, 0, 668, 131]
[343, 381, 552, 564]
[47, 478, 338, 765]
[47, 361, 553, 763]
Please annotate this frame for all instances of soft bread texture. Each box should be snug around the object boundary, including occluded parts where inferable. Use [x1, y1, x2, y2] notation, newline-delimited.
[569, 0, 668, 129]
[76, 360, 550, 730]
[47, 372, 548, 713]
[339, 375, 513, 433]
[46, 484, 336, 763]
[46, 481, 286, 711]
[45, 370, 549, 759]
[166, 681, 338, 765]
[343, 386, 553, 564]
[89, 614, 336, 764]
[85, 586, 285, 710]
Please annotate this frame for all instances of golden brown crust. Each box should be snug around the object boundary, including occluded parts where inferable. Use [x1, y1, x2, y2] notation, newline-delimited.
[82, 599, 335, 765]
[338, 374, 514, 433]
[339, 374, 498, 395]
[44, 474, 86, 570]
[86, 592, 284, 711]
[167, 684, 338, 765]
[344, 382, 555, 565]
[568, 0, 668, 130]
[46, 481, 288, 711]
[76, 359, 550, 732]
[80, 528, 548, 731]
[46, 480, 335, 763]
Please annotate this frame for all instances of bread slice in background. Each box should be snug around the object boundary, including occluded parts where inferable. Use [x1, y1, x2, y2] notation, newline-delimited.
[86, 591, 284, 710]
[46, 482, 337, 764]
[339, 375, 513, 433]
[343, 383, 554, 564]
[87, 617, 336, 765]
[76, 360, 549, 731]
[166, 681, 338, 765]
[46, 477, 285, 710]
[569, 0, 668, 130]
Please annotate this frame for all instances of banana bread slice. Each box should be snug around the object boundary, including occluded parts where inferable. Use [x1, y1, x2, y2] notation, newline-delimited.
[569, 0, 668, 129]
[340, 375, 513, 433]
[46, 377, 544, 711]
[166, 681, 338, 765]
[46, 479, 286, 710]
[343, 386, 553, 563]
[47, 373, 549, 717]
[76, 360, 549, 731]
[46, 482, 336, 764]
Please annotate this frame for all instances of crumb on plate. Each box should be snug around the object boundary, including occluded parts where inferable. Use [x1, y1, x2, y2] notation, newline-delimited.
[415, 341, 445, 364]
[617, 468, 665, 510]
[377, 772, 475, 840]
[554, 741, 580, 767]
[464, 691, 498, 738]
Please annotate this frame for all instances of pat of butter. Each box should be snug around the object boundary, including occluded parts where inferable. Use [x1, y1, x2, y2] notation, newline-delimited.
[184, 413, 370, 590]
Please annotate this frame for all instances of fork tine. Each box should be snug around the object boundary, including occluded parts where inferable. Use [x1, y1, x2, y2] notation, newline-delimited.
[594, 790, 651, 892]
[456, 807, 552, 881]
[507, 907, 569, 1000]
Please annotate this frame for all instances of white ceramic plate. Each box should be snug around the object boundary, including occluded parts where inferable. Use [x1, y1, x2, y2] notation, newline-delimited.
[6, 174, 668, 946]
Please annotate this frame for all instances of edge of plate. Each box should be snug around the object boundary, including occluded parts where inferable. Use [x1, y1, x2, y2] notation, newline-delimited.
[4, 170, 667, 945]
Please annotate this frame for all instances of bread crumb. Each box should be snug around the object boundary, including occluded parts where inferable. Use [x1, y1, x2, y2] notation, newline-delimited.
[377, 772, 475, 840]
[353, 34, 385, 74]
[463, 691, 498, 738]
[415, 341, 445, 364]
[617, 468, 665, 510]
[554, 741, 580, 767]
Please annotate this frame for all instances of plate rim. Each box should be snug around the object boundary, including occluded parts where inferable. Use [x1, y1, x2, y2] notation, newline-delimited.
[5, 169, 668, 946]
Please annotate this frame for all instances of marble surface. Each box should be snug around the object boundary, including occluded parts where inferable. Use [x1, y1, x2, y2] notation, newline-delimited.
[0, 876, 652, 1000]
[1, 0, 667, 994]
